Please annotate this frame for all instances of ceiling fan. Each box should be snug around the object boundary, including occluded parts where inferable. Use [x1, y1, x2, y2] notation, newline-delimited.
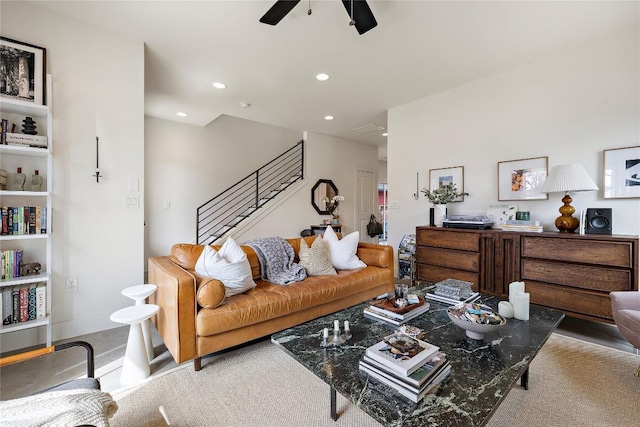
[260, 0, 378, 35]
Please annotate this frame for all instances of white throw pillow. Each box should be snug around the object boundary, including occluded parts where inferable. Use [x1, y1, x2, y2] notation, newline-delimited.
[195, 237, 256, 297]
[299, 237, 337, 276]
[322, 226, 367, 270]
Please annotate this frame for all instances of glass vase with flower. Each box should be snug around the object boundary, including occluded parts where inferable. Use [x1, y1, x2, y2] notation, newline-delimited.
[321, 195, 345, 224]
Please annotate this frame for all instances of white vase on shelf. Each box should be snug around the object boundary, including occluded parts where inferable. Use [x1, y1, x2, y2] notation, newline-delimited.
[433, 204, 447, 227]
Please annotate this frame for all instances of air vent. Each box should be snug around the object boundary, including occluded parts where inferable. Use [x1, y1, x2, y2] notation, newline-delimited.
[352, 124, 385, 134]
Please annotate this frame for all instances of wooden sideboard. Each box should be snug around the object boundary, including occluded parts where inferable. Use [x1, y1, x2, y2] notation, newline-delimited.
[416, 226, 639, 323]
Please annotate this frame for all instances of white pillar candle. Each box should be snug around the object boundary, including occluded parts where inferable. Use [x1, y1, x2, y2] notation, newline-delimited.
[334, 320, 340, 333]
[498, 301, 514, 319]
[513, 292, 530, 321]
[344, 320, 350, 332]
[323, 328, 329, 338]
[509, 281, 526, 305]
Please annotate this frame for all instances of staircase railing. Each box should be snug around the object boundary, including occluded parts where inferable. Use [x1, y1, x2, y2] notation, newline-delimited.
[196, 140, 304, 244]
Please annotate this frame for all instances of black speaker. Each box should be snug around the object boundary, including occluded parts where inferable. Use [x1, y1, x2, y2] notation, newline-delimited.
[585, 208, 612, 235]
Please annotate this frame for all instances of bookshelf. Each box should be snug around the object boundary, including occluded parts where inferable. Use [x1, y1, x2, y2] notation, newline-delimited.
[0, 75, 53, 346]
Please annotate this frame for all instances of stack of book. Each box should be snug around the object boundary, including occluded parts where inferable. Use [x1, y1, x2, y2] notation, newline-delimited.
[363, 295, 430, 325]
[425, 278, 480, 305]
[501, 220, 543, 233]
[1, 282, 46, 325]
[359, 332, 451, 403]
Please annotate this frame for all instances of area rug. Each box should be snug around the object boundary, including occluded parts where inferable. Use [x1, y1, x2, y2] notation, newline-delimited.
[110, 333, 640, 427]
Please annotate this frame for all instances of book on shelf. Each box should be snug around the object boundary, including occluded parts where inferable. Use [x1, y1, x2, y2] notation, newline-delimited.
[361, 351, 449, 389]
[1, 119, 7, 145]
[11, 286, 20, 323]
[365, 332, 440, 377]
[18, 284, 29, 322]
[2, 288, 11, 324]
[28, 283, 37, 321]
[364, 303, 430, 325]
[5, 132, 48, 148]
[36, 282, 46, 319]
[359, 359, 451, 403]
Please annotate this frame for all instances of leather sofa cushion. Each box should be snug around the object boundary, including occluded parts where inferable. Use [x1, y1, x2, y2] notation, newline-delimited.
[196, 278, 226, 308]
[196, 266, 391, 337]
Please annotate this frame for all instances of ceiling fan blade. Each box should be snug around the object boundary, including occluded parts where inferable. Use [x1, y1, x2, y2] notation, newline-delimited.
[260, 0, 301, 25]
[341, 0, 377, 35]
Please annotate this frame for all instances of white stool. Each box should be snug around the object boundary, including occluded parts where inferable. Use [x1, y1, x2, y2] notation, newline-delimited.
[122, 284, 157, 361]
[110, 304, 159, 386]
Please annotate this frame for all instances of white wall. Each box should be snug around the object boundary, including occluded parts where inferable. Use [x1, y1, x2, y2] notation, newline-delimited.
[1, 2, 145, 350]
[145, 116, 380, 255]
[387, 28, 640, 254]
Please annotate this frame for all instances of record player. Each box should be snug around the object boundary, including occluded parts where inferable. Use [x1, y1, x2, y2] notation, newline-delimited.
[442, 215, 494, 230]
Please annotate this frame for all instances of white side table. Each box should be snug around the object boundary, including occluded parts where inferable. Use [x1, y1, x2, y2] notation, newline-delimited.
[122, 284, 158, 361]
[110, 304, 159, 386]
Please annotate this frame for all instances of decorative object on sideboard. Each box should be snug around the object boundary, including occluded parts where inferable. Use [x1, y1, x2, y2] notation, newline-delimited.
[602, 145, 640, 199]
[584, 208, 613, 235]
[321, 194, 344, 220]
[497, 156, 548, 201]
[92, 136, 103, 183]
[21, 117, 37, 135]
[421, 181, 468, 227]
[540, 163, 599, 233]
[0, 37, 47, 105]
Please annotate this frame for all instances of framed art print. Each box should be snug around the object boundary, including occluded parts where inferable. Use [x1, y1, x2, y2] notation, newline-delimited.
[429, 166, 465, 202]
[0, 37, 46, 105]
[498, 156, 548, 201]
[603, 145, 640, 199]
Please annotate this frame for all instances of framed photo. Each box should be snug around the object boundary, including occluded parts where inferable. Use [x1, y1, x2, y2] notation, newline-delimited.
[429, 166, 465, 202]
[0, 37, 46, 105]
[498, 156, 548, 201]
[603, 145, 640, 199]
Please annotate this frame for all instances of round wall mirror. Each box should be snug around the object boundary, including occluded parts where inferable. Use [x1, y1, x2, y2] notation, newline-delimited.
[311, 179, 339, 215]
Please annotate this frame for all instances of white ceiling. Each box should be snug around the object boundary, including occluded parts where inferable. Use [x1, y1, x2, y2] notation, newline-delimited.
[34, 1, 639, 147]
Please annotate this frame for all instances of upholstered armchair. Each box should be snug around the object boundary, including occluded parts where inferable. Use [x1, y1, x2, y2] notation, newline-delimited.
[610, 291, 640, 377]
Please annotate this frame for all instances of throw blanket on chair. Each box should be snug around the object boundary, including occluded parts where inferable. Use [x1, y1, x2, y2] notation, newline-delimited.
[0, 388, 118, 427]
[244, 237, 307, 285]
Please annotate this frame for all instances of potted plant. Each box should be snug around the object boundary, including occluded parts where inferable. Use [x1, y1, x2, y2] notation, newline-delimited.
[420, 184, 468, 226]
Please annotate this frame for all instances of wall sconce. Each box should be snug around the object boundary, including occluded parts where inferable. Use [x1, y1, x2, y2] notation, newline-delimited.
[412, 172, 419, 200]
[92, 136, 103, 183]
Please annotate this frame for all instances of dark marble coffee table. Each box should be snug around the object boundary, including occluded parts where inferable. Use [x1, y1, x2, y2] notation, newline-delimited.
[271, 285, 565, 426]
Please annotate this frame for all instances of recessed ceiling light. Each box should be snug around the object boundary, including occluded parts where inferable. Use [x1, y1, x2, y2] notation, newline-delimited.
[212, 82, 226, 89]
[382, 132, 388, 137]
[176, 112, 188, 117]
[316, 73, 330, 81]
[324, 115, 334, 121]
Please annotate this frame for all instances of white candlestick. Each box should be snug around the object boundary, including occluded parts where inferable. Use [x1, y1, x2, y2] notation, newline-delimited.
[323, 328, 329, 338]
[498, 301, 514, 319]
[513, 292, 530, 321]
[509, 281, 526, 305]
[334, 320, 340, 333]
[344, 320, 350, 332]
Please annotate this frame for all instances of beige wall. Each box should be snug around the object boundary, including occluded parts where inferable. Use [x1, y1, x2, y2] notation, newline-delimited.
[387, 28, 640, 254]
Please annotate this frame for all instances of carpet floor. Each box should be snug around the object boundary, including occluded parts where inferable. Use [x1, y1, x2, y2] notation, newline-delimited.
[110, 333, 640, 427]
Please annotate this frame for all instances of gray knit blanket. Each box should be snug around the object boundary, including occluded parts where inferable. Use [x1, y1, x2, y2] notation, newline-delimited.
[0, 388, 118, 427]
[244, 237, 307, 285]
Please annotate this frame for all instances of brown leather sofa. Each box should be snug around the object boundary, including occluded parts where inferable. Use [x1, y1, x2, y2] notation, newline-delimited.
[148, 236, 394, 370]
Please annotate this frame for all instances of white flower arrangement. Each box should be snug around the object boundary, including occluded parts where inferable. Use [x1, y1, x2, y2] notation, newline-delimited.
[320, 195, 345, 217]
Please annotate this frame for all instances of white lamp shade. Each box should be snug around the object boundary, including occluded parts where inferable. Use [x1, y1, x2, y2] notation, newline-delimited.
[540, 163, 599, 194]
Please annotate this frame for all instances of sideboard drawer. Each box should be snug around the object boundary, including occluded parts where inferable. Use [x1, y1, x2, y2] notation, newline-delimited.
[416, 247, 480, 272]
[416, 264, 479, 291]
[522, 259, 632, 292]
[417, 229, 480, 251]
[522, 236, 633, 268]
[527, 281, 613, 321]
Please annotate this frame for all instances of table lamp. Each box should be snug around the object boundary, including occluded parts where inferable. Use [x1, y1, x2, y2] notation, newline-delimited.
[540, 163, 599, 233]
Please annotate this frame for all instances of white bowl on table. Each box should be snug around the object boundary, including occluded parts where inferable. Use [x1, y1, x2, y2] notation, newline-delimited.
[447, 304, 506, 340]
